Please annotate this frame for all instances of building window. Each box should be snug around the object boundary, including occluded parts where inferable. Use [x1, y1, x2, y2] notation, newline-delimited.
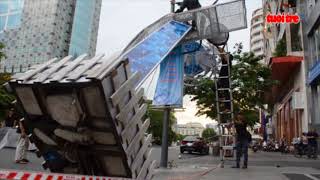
[0, 16, 6, 31]
[309, 36, 317, 69]
[290, 23, 302, 52]
[316, 27, 320, 62]
[0, 2, 9, 14]
[309, 26, 320, 69]
[7, 13, 21, 29]
[9, 0, 24, 13]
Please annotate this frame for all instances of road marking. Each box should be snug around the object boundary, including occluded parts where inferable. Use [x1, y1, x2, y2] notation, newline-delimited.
[305, 174, 319, 180]
[166, 165, 219, 180]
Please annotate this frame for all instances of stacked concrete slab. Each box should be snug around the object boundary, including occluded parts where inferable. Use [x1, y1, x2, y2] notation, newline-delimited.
[8, 54, 155, 179]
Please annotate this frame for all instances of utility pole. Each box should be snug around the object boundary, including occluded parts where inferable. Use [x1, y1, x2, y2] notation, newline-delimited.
[160, 1, 175, 168]
[170, 0, 175, 13]
[160, 107, 171, 168]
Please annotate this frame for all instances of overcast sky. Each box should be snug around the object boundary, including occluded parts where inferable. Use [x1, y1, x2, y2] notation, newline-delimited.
[96, 0, 263, 126]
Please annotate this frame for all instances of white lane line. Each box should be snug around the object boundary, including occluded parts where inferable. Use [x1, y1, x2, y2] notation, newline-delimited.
[305, 174, 319, 180]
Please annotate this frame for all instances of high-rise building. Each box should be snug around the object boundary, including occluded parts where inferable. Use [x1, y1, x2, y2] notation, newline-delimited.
[69, 0, 101, 58]
[0, 0, 24, 32]
[250, 8, 264, 58]
[302, 0, 320, 133]
[0, 0, 102, 73]
[263, 0, 308, 143]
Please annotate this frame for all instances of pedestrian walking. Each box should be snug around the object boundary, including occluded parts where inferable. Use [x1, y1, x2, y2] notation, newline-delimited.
[2, 108, 17, 128]
[307, 129, 318, 159]
[15, 118, 30, 164]
[232, 112, 251, 169]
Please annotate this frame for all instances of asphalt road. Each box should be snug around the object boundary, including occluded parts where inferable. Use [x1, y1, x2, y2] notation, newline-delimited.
[1, 146, 320, 178]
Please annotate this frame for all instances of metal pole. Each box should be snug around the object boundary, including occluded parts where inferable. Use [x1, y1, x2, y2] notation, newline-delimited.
[170, 0, 175, 13]
[160, 0, 175, 169]
[160, 107, 171, 168]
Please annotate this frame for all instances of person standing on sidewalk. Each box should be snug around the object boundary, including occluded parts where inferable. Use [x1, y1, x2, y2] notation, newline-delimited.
[15, 118, 30, 164]
[2, 108, 17, 128]
[232, 112, 251, 169]
[307, 129, 318, 159]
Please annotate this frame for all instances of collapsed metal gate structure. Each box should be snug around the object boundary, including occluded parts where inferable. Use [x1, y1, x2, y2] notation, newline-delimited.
[5, 0, 247, 179]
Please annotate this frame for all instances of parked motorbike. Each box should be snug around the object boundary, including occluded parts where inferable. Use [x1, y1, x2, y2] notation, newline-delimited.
[252, 145, 259, 152]
[274, 142, 280, 152]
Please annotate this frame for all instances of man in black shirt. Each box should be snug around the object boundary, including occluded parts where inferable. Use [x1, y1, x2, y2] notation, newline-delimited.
[172, 0, 202, 29]
[173, 0, 202, 13]
[232, 112, 251, 169]
[307, 129, 318, 159]
[3, 109, 17, 128]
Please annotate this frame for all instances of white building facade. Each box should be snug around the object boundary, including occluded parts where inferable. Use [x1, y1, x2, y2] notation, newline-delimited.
[250, 8, 265, 57]
[176, 122, 205, 137]
[0, 0, 102, 73]
[263, 0, 309, 143]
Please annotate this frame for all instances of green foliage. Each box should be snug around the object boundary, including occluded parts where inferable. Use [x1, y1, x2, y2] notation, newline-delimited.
[0, 42, 6, 62]
[186, 43, 277, 127]
[273, 37, 287, 57]
[176, 134, 187, 141]
[146, 102, 177, 145]
[202, 128, 217, 142]
[0, 43, 15, 121]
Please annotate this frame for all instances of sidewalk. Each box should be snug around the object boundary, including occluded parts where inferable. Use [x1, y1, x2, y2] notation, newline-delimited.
[153, 164, 320, 180]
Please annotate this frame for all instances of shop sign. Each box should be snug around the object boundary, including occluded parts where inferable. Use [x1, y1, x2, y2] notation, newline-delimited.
[291, 92, 304, 109]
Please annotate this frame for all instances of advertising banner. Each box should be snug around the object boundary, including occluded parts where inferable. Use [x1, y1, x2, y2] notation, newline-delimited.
[153, 46, 184, 107]
[125, 21, 191, 87]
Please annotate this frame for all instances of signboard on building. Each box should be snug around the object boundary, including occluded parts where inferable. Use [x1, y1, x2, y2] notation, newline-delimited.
[291, 92, 305, 109]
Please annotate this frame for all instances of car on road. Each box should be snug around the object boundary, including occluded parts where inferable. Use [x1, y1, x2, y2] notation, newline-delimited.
[180, 136, 209, 155]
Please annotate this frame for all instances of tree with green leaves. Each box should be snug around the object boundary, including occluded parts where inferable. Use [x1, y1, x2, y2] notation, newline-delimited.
[0, 42, 15, 121]
[186, 43, 277, 126]
[176, 134, 186, 141]
[145, 101, 177, 145]
[202, 128, 217, 142]
[273, 36, 287, 57]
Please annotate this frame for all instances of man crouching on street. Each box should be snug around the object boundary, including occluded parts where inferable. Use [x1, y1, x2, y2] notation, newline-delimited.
[232, 112, 251, 169]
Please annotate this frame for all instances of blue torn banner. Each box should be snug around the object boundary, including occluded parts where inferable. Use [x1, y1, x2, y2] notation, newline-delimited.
[153, 46, 184, 107]
[125, 21, 191, 87]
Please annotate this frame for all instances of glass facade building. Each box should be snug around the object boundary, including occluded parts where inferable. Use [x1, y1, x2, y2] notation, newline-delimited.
[0, 0, 24, 32]
[69, 0, 101, 58]
[0, 0, 102, 73]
